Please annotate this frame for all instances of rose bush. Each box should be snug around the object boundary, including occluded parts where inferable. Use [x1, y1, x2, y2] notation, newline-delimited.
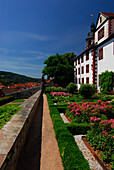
[86, 117, 114, 168]
[66, 100, 113, 123]
[50, 91, 71, 96]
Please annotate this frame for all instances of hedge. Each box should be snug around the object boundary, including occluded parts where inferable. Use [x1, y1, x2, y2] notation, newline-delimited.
[67, 123, 91, 135]
[46, 93, 90, 170]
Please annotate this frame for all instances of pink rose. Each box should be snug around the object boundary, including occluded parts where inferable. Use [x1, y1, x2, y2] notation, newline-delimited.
[111, 124, 114, 128]
[102, 130, 107, 135]
[76, 112, 80, 115]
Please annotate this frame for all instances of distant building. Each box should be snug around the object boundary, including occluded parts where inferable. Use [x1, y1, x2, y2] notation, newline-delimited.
[74, 12, 114, 90]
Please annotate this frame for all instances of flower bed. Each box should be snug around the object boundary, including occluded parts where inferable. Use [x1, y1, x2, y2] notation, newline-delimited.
[66, 100, 113, 123]
[50, 91, 71, 96]
[86, 117, 114, 169]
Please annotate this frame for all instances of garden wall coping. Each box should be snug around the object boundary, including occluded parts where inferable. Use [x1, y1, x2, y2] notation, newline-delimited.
[0, 90, 42, 170]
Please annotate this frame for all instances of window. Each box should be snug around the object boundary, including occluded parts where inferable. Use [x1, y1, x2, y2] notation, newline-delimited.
[76, 69, 77, 75]
[86, 64, 89, 73]
[82, 78, 84, 84]
[100, 16, 102, 23]
[78, 58, 80, 64]
[76, 59, 77, 66]
[78, 67, 80, 74]
[98, 27, 104, 41]
[86, 77, 89, 84]
[81, 55, 84, 63]
[99, 48, 103, 60]
[86, 52, 89, 61]
[76, 78, 77, 84]
[78, 78, 80, 84]
[81, 66, 84, 74]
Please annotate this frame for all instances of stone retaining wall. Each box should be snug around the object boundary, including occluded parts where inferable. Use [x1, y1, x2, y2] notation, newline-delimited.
[5, 86, 41, 100]
[0, 90, 42, 170]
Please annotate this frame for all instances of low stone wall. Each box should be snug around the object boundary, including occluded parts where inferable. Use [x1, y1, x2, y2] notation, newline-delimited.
[0, 90, 42, 170]
[5, 86, 41, 100]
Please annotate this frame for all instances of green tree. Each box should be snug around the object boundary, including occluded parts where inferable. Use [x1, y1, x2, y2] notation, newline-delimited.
[42, 52, 76, 87]
[99, 70, 114, 94]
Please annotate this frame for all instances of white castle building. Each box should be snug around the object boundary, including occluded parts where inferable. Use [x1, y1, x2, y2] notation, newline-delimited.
[74, 12, 114, 90]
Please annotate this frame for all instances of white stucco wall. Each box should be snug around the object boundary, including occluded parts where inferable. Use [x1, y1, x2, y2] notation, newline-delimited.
[75, 51, 93, 89]
[97, 38, 114, 88]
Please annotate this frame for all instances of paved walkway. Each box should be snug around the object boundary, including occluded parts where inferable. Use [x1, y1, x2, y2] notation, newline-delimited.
[40, 94, 63, 170]
[16, 94, 63, 170]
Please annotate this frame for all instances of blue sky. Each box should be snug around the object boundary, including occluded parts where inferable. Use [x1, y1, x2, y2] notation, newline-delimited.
[0, 0, 114, 78]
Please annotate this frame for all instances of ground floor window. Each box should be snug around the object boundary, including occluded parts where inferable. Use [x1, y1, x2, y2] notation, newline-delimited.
[76, 78, 77, 84]
[82, 77, 84, 84]
[78, 78, 80, 84]
[86, 77, 89, 84]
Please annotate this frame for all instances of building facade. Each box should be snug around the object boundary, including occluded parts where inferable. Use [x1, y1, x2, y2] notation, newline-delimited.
[74, 12, 114, 90]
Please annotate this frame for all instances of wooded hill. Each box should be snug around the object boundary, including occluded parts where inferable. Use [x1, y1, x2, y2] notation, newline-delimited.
[0, 71, 41, 85]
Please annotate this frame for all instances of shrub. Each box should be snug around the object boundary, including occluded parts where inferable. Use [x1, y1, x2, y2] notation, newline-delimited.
[57, 87, 67, 92]
[66, 83, 77, 94]
[44, 86, 58, 93]
[99, 70, 114, 94]
[86, 118, 114, 168]
[79, 84, 97, 99]
[66, 100, 112, 123]
[45, 86, 67, 93]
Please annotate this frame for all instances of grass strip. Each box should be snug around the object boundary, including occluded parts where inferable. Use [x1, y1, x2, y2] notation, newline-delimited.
[0, 104, 22, 129]
[12, 99, 25, 103]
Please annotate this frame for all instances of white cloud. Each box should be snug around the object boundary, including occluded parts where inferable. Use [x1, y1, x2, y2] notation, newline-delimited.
[0, 30, 58, 44]
[0, 59, 43, 71]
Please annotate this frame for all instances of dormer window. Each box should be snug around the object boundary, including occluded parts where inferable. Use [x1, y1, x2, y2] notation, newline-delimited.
[98, 27, 104, 41]
[100, 16, 102, 23]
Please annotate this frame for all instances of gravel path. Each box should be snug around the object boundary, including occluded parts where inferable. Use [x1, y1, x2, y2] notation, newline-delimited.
[74, 135, 103, 170]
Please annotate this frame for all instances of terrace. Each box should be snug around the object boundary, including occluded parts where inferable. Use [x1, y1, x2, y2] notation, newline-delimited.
[0, 85, 113, 170]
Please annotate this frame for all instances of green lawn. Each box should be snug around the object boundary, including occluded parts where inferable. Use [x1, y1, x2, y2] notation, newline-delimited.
[0, 104, 22, 129]
[12, 99, 25, 103]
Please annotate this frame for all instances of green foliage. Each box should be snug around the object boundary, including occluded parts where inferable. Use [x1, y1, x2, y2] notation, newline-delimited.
[79, 84, 97, 99]
[99, 70, 114, 94]
[67, 123, 91, 135]
[42, 52, 76, 87]
[0, 96, 14, 106]
[0, 104, 22, 129]
[12, 99, 25, 103]
[66, 83, 77, 93]
[45, 86, 67, 93]
[0, 71, 41, 85]
[111, 99, 114, 105]
[86, 118, 114, 167]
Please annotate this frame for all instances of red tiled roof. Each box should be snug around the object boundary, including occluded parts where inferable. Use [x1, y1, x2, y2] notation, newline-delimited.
[100, 12, 114, 17]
